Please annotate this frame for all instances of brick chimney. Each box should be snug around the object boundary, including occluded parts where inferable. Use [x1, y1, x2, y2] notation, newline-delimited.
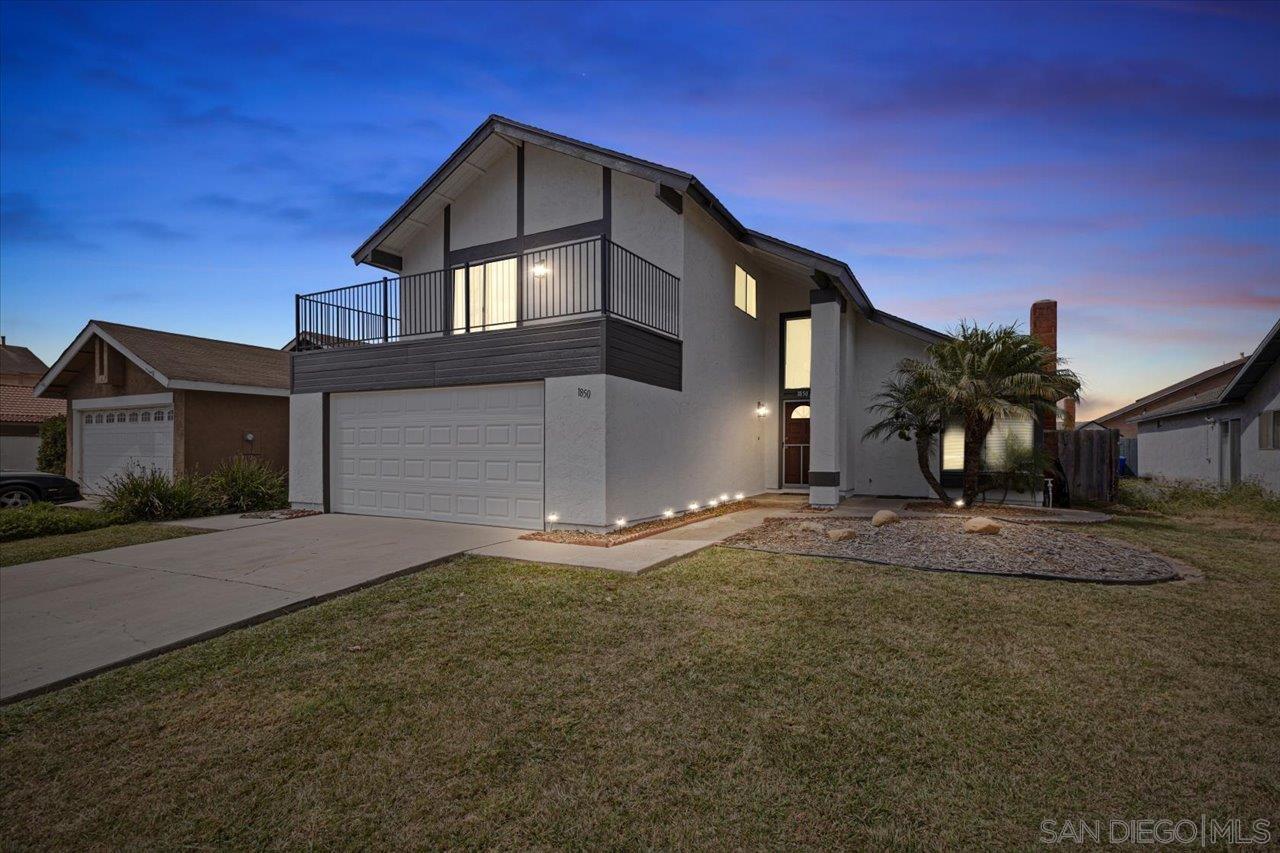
[1030, 299, 1059, 453]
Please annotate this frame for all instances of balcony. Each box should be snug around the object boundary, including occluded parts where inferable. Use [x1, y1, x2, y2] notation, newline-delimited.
[294, 236, 680, 350]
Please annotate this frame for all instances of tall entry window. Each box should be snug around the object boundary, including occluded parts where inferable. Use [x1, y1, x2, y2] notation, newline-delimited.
[783, 316, 811, 392]
[781, 314, 812, 487]
[452, 257, 518, 333]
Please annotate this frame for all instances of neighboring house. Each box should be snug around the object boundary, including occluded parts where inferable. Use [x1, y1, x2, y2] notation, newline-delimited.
[1090, 356, 1247, 438]
[1135, 317, 1280, 490]
[288, 115, 962, 530]
[34, 321, 291, 492]
[1, 339, 66, 471]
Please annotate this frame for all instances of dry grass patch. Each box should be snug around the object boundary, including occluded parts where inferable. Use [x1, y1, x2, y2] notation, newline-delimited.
[1, 513, 1276, 848]
[0, 523, 206, 567]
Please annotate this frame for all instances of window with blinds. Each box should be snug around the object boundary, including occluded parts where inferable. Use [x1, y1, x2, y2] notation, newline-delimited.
[942, 412, 1037, 471]
[1260, 410, 1279, 450]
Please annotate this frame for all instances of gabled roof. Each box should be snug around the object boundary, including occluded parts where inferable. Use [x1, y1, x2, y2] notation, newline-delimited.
[351, 114, 881, 317]
[1, 384, 65, 423]
[0, 344, 49, 377]
[1135, 315, 1280, 422]
[1094, 355, 1247, 424]
[35, 321, 290, 398]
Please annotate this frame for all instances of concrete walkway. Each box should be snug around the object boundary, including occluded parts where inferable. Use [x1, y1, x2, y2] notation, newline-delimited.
[0, 514, 522, 701]
[468, 507, 778, 573]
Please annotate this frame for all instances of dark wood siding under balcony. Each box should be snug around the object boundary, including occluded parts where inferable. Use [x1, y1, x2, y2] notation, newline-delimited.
[291, 317, 681, 395]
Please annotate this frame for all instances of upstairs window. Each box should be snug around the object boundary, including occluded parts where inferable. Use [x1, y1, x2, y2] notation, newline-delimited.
[734, 265, 756, 318]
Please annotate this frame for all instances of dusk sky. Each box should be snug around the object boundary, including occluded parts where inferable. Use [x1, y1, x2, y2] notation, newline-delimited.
[1, 1, 1277, 418]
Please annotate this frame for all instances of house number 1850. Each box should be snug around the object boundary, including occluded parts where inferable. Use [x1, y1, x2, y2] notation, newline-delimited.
[578, 387, 591, 398]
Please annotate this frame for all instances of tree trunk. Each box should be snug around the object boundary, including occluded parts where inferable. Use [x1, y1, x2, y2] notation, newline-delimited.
[961, 414, 991, 507]
[915, 433, 951, 503]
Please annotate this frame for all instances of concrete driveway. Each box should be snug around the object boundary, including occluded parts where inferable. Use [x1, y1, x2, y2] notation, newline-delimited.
[0, 514, 522, 701]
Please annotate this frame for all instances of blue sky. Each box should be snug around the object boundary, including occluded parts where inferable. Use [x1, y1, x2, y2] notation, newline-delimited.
[1, 0, 1277, 418]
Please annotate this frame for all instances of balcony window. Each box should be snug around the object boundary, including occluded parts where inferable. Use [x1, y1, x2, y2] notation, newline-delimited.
[452, 258, 517, 333]
[734, 265, 756, 318]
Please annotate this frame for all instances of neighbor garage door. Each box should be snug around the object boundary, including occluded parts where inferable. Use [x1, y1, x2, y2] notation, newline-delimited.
[332, 383, 544, 529]
[80, 405, 174, 492]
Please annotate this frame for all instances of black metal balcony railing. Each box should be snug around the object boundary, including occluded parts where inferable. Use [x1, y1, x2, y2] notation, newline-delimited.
[294, 236, 679, 350]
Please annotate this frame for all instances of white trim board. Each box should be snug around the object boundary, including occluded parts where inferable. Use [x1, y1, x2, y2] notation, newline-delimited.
[168, 380, 289, 397]
[71, 393, 174, 411]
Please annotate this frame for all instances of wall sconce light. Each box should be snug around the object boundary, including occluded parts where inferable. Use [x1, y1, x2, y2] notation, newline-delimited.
[755, 402, 770, 418]
[531, 262, 549, 278]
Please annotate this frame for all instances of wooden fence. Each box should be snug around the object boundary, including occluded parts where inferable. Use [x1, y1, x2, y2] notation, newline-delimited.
[1054, 428, 1119, 504]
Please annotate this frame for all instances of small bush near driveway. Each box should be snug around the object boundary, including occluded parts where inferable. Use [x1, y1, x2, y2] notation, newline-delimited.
[100, 458, 288, 522]
[0, 504, 117, 543]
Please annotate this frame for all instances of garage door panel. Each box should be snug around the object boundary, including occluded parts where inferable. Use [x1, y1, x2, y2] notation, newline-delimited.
[332, 383, 544, 529]
[80, 405, 174, 493]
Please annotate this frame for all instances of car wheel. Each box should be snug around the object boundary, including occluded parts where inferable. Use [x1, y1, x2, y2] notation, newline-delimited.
[0, 487, 37, 509]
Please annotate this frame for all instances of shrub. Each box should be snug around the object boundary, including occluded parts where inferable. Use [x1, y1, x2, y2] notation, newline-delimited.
[99, 467, 215, 522]
[204, 457, 289, 514]
[1117, 478, 1280, 521]
[98, 458, 289, 522]
[0, 504, 117, 543]
[37, 415, 66, 474]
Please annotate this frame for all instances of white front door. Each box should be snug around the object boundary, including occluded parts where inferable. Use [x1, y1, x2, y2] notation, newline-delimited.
[79, 405, 175, 492]
[331, 383, 544, 529]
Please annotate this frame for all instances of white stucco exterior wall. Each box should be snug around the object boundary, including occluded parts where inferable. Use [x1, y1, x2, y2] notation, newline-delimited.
[1239, 361, 1279, 488]
[1138, 359, 1279, 490]
[524, 143, 602, 234]
[849, 316, 938, 497]
[611, 170, 683, 279]
[544, 374, 607, 528]
[288, 392, 324, 509]
[400, 214, 444, 275]
[599, 202, 772, 524]
[450, 145, 516, 251]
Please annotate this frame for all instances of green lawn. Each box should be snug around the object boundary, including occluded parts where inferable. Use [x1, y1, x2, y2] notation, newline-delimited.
[0, 522, 206, 567]
[1, 511, 1276, 848]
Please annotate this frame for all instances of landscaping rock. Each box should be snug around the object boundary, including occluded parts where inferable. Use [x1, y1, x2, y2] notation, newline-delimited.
[963, 516, 1001, 535]
[871, 510, 900, 528]
[799, 521, 825, 533]
[826, 528, 857, 542]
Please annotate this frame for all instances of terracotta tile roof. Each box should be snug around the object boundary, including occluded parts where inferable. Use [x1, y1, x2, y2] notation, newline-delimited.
[1, 384, 65, 423]
[94, 321, 290, 390]
[0, 344, 49, 376]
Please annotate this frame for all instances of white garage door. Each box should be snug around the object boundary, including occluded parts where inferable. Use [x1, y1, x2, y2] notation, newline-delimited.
[332, 383, 544, 529]
[80, 406, 174, 492]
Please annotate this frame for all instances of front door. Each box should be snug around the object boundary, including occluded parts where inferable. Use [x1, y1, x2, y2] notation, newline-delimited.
[1219, 418, 1241, 486]
[783, 401, 811, 486]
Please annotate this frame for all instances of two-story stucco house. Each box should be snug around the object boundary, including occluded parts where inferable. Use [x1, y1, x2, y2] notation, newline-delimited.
[288, 116, 950, 530]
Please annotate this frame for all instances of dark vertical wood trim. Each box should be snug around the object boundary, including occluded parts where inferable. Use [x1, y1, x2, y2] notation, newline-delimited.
[516, 144, 525, 326]
[443, 205, 453, 334]
[601, 167, 612, 315]
[321, 391, 331, 513]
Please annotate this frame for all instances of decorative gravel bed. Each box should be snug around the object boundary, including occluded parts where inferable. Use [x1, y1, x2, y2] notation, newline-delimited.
[522, 501, 759, 547]
[724, 517, 1185, 583]
[903, 502, 1095, 520]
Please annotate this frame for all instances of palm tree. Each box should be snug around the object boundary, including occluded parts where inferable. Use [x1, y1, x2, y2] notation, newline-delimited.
[863, 365, 952, 503]
[913, 322, 1082, 507]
